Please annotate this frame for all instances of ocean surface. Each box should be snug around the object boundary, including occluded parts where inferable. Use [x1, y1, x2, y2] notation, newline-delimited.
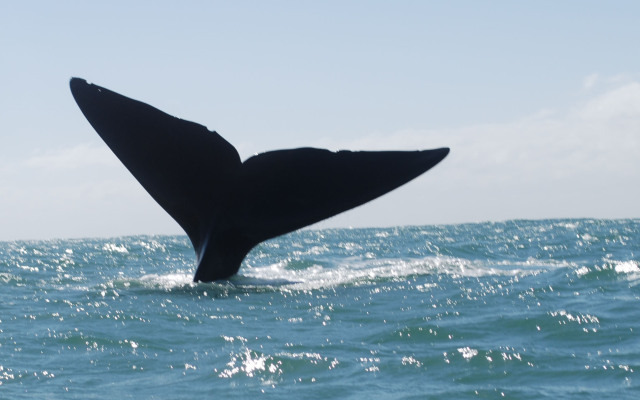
[1, 219, 638, 399]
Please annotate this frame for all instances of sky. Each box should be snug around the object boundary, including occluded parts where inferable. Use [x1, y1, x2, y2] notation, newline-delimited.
[1, 1, 639, 241]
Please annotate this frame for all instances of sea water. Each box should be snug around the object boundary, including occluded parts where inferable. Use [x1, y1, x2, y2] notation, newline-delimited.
[1, 219, 638, 399]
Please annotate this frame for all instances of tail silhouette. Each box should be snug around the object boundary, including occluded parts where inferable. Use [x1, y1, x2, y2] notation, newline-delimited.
[70, 78, 449, 282]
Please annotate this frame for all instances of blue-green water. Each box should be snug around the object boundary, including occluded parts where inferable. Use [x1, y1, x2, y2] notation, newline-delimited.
[1, 219, 638, 399]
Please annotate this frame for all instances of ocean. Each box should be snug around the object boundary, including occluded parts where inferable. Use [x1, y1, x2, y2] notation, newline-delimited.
[1, 219, 638, 399]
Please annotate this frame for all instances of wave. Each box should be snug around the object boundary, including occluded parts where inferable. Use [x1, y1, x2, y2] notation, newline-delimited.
[86, 250, 606, 295]
[574, 259, 640, 285]
[234, 256, 551, 291]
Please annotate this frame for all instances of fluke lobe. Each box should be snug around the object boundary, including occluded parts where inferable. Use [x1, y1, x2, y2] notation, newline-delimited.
[69, 78, 449, 282]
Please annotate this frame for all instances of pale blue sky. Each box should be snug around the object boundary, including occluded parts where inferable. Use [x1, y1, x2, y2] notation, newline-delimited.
[1, 1, 639, 240]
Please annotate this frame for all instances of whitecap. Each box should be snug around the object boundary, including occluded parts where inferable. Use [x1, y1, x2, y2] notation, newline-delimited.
[613, 260, 640, 284]
[138, 273, 195, 290]
[614, 260, 640, 274]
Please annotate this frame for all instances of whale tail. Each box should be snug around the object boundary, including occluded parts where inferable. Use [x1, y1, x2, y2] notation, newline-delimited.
[70, 78, 449, 282]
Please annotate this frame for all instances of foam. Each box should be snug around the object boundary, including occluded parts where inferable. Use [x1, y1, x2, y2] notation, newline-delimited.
[239, 256, 543, 291]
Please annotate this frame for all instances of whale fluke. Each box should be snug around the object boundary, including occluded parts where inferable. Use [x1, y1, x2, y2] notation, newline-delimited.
[69, 78, 449, 282]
